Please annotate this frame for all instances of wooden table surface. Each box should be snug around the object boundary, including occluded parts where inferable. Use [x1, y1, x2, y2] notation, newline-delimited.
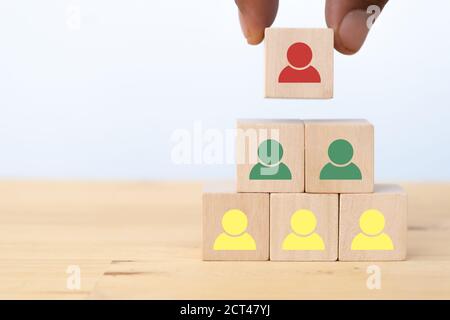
[0, 181, 449, 299]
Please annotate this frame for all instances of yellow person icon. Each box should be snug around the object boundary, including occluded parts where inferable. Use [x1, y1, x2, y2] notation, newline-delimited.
[213, 209, 256, 251]
[282, 209, 325, 251]
[351, 209, 394, 250]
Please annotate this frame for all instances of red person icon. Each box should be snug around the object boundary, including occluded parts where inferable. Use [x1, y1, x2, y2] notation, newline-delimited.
[278, 42, 321, 83]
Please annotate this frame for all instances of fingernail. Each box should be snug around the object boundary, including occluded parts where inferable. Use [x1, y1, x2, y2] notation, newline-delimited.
[339, 9, 370, 53]
[246, 32, 263, 45]
[238, 13, 262, 45]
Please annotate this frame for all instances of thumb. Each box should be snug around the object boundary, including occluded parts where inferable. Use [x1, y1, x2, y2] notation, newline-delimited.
[326, 0, 388, 54]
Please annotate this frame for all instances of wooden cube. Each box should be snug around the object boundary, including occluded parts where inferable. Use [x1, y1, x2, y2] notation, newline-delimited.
[270, 193, 338, 261]
[265, 28, 334, 99]
[339, 184, 407, 261]
[236, 119, 304, 193]
[202, 188, 269, 261]
[305, 119, 374, 193]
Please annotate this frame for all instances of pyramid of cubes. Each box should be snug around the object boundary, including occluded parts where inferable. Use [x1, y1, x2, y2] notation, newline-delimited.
[202, 29, 407, 262]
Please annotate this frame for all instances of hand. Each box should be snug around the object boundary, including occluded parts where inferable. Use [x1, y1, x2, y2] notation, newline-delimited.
[235, 0, 388, 55]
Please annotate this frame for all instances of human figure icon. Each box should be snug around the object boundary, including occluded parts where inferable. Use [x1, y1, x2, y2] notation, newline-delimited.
[320, 139, 362, 180]
[278, 42, 321, 83]
[351, 209, 394, 251]
[282, 209, 325, 251]
[249, 139, 292, 180]
[213, 209, 256, 251]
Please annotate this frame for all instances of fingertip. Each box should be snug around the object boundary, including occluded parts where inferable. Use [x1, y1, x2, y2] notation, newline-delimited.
[246, 33, 265, 45]
[334, 33, 360, 55]
[326, 0, 388, 55]
[235, 0, 278, 46]
[238, 11, 264, 45]
[336, 9, 370, 55]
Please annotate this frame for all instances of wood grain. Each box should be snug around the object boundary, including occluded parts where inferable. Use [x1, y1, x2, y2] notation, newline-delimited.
[236, 119, 305, 193]
[265, 28, 334, 99]
[0, 181, 449, 299]
[270, 193, 338, 261]
[202, 192, 269, 261]
[305, 119, 374, 193]
[339, 184, 407, 261]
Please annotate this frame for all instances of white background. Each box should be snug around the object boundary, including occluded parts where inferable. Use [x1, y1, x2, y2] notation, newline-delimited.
[0, 0, 449, 181]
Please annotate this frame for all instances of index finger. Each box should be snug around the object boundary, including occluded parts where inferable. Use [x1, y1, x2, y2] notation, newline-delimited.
[235, 0, 279, 45]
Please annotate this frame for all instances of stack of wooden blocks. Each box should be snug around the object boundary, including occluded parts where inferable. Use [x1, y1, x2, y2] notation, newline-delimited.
[202, 29, 407, 262]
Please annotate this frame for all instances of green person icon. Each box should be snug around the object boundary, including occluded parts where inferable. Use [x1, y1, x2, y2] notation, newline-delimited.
[249, 139, 292, 180]
[320, 139, 362, 180]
